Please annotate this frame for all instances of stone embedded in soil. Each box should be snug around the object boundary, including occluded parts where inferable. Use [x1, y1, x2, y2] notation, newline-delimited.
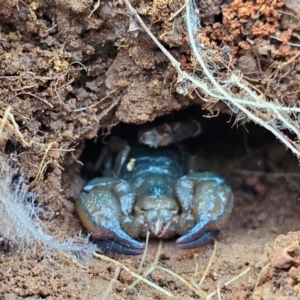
[270, 250, 295, 269]
[119, 270, 133, 284]
[159, 253, 170, 260]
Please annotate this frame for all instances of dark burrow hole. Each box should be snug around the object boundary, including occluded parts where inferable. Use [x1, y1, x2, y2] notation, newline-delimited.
[4, 140, 26, 155]
[79, 105, 289, 181]
[73, 105, 300, 248]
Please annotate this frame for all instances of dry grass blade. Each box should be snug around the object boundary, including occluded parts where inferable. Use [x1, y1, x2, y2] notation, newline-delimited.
[0, 106, 11, 139]
[97, 94, 122, 120]
[217, 280, 222, 300]
[89, 0, 101, 18]
[30, 142, 53, 187]
[156, 265, 208, 298]
[206, 267, 251, 299]
[193, 253, 199, 277]
[0, 106, 32, 148]
[123, 0, 183, 79]
[253, 263, 271, 293]
[138, 230, 150, 274]
[8, 112, 32, 148]
[73, 88, 119, 112]
[127, 240, 163, 291]
[58, 250, 89, 270]
[168, 0, 189, 21]
[93, 252, 174, 297]
[104, 265, 122, 298]
[199, 240, 217, 286]
[126, 241, 206, 298]
[16, 92, 53, 108]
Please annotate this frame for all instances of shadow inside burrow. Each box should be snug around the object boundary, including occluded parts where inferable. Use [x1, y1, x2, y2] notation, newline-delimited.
[79, 105, 278, 180]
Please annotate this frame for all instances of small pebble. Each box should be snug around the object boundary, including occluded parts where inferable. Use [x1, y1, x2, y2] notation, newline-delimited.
[159, 253, 170, 260]
[270, 250, 294, 269]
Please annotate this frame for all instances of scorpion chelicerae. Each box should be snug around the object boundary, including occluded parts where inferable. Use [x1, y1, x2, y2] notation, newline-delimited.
[76, 120, 233, 255]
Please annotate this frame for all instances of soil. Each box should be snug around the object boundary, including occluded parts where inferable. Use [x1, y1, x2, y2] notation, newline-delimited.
[1, 0, 300, 299]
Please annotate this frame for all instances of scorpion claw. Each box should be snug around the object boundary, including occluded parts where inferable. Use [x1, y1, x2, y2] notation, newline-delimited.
[103, 227, 145, 254]
[176, 221, 220, 249]
[177, 232, 220, 249]
[175, 173, 233, 249]
[96, 239, 145, 255]
[77, 178, 145, 254]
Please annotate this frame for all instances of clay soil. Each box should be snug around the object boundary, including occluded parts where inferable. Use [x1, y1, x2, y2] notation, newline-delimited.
[1, 0, 300, 299]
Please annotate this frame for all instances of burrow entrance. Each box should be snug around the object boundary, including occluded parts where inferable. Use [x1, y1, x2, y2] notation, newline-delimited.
[59, 105, 300, 298]
[64, 105, 300, 248]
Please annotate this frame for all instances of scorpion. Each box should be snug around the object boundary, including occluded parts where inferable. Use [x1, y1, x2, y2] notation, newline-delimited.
[76, 120, 233, 255]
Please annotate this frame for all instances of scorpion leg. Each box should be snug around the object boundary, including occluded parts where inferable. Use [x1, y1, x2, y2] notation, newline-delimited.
[76, 178, 145, 255]
[94, 136, 130, 177]
[175, 172, 233, 249]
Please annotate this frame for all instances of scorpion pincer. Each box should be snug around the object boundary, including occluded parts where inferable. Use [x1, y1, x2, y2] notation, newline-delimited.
[76, 131, 233, 255]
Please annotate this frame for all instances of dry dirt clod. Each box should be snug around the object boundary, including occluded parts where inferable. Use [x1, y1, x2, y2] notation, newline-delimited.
[270, 250, 295, 269]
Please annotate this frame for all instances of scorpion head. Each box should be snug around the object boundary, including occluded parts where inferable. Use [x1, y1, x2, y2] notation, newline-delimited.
[134, 196, 180, 238]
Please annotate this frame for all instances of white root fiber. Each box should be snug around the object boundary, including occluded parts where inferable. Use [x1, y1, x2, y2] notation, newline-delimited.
[0, 154, 97, 260]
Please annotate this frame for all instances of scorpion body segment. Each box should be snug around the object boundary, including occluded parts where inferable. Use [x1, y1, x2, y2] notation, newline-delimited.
[77, 140, 233, 255]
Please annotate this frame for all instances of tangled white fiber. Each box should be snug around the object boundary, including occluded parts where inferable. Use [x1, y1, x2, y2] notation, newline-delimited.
[124, 0, 300, 159]
[0, 155, 97, 260]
